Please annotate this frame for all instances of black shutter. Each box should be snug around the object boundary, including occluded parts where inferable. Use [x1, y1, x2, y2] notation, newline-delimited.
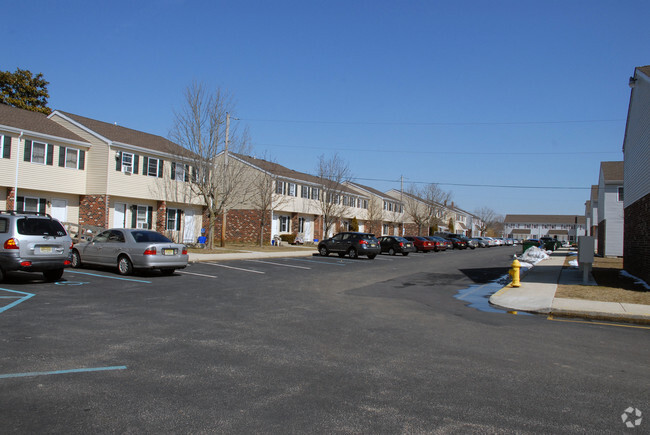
[147, 206, 153, 229]
[59, 146, 66, 167]
[176, 210, 182, 231]
[24, 140, 32, 162]
[143, 156, 149, 176]
[131, 205, 137, 228]
[79, 150, 85, 170]
[116, 152, 122, 171]
[38, 198, 47, 214]
[191, 166, 197, 182]
[170, 162, 176, 180]
[17, 196, 24, 212]
[158, 159, 163, 178]
[184, 164, 190, 182]
[2, 136, 10, 159]
[133, 155, 139, 174]
[46, 144, 54, 165]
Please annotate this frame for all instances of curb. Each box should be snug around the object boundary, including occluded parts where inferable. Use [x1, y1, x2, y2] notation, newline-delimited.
[548, 311, 650, 326]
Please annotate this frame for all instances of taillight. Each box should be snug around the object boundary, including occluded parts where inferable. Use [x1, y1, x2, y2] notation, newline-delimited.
[70, 243, 74, 249]
[359, 240, 368, 245]
[64, 260, 71, 266]
[20, 261, 32, 267]
[399, 242, 403, 247]
[4, 238, 19, 249]
[143, 247, 156, 255]
[182, 248, 188, 255]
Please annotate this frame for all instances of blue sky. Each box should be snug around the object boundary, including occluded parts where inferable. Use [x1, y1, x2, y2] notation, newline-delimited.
[3, 0, 646, 216]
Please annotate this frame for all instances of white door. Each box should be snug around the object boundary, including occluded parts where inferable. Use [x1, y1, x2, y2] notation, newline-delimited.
[114, 203, 126, 228]
[304, 217, 314, 242]
[183, 209, 196, 243]
[51, 199, 67, 222]
[271, 213, 279, 240]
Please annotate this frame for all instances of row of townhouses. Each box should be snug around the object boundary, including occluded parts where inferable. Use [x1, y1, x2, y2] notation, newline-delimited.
[503, 215, 586, 242]
[0, 104, 485, 245]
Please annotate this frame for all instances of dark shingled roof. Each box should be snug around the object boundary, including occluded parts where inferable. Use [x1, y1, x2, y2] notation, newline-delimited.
[55, 111, 183, 154]
[505, 214, 586, 224]
[600, 161, 624, 182]
[637, 65, 650, 77]
[0, 104, 88, 143]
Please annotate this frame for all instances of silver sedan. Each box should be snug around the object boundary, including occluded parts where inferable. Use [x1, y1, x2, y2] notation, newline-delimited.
[71, 229, 188, 275]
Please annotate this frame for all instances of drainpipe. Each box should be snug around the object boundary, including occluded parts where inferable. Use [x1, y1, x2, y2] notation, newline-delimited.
[14, 132, 23, 210]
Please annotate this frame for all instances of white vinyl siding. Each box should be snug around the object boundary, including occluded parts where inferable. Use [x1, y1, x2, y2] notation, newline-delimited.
[623, 71, 650, 207]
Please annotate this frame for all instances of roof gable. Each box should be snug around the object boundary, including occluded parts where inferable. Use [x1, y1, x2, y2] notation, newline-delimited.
[0, 103, 88, 143]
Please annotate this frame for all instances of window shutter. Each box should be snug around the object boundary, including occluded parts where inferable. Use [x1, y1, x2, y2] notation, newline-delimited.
[79, 150, 85, 170]
[2, 136, 10, 159]
[39, 198, 47, 214]
[158, 160, 163, 178]
[59, 146, 66, 167]
[176, 210, 182, 231]
[17, 196, 24, 212]
[133, 155, 139, 174]
[46, 144, 54, 165]
[143, 156, 149, 175]
[130, 205, 137, 228]
[147, 206, 153, 229]
[184, 164, 190, 182]
[24, 140, 32, 162]
[170, 162, 176, 180]
[191, 166, 197, 182]
[116, 152, 122, 171]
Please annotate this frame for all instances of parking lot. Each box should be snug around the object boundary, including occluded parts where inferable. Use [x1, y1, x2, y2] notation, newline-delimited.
[2, 246, 648, 433]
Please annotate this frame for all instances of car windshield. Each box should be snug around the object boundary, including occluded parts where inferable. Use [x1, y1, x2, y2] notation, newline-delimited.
[395, 237, 408, 243]
[131, 230, 172, 243]
[17, 218, 67, 237]
[358, 234, 376, 240]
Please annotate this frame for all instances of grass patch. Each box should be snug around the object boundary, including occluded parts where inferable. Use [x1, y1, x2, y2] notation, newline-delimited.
[555, 256, 650, 305]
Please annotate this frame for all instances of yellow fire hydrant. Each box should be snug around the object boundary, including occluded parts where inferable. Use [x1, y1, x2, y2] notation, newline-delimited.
[509, 259, 521, 287]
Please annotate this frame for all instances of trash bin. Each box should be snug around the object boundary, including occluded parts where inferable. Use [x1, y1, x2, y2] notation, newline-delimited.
[522, 239, 540, 253]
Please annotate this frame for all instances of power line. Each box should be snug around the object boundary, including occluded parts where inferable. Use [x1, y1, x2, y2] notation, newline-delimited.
[241, 117, 623, 126]
[351, 177, 591, 190]
[253, 142, 619, 156]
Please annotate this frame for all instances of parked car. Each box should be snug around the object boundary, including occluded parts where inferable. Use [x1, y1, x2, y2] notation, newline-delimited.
[403, 236, 436, 252]
[318, 232, 380, 259]
[472, 238, 488, 248]
[378, 235, 416, 256]
[474, 237, 494, 247]
[0, 211, 72, 282]
[460, 236, 478, 249]
[71, 228, 188, 275]
[424, 236, 447, 252]
[448, 237, 468, 249]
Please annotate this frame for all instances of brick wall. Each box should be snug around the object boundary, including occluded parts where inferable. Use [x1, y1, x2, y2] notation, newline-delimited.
[156, 201, 166, 233]
[212, 209, 270, 244]
[624, 192, 650, 284]
[79, 195, 108, 227]
[6, 187, 14, 210]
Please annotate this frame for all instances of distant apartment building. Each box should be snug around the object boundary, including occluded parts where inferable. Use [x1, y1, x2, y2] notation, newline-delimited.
[504, 215, 586, 242]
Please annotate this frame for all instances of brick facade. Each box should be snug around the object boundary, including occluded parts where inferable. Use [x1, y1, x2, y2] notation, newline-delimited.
[156, 201, 167, 233]
[79, 195, 109, 227]
[624, 192, 650, 284]
[6, 187, 14, 210]
[212, 209, 270, 244]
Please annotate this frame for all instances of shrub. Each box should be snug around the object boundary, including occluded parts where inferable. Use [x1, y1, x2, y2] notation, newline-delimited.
[280, 234, 296, 244]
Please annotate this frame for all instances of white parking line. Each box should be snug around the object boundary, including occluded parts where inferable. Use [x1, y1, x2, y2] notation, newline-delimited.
[177, 271, 219, 278]
[204, 262, 265, 274]
[290, 258, 346, 266]
[245, 260, 311, 270]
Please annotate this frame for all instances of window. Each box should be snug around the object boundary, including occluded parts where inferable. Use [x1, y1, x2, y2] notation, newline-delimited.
[301, 186, 309, 198]
[137, 206, 149, 229]
[121, 152, 134, 173]
[618, 187, 624, 202]
[279, 215, 290, 232]
[342, 221, 350, 231]
[298, 217, 305, 233]
[58, 147, 85, 170]
[16, 196, 46, 214]
[383, 224, 389, 235]
[166, 209, 182, 230]
[288, 183, 296, 196]
[144, 156, 163, 177]
[276, 181, 284, 195]
[171, 162, 190, 181]
[24, 140, 53, 165]
[361, 199, 368, 209]
[1, 135, 11, 159]
[311, 187, 319, 200]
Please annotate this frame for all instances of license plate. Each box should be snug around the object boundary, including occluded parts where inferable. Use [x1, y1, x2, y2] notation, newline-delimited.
[40, 246, 52, 253]
[163, 249, 175, 256]
[406, 244, 412, 248]
[370, 244, 376, 248]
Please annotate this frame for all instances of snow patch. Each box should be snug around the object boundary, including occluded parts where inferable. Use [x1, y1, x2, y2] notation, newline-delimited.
[518, 246, 549, 265]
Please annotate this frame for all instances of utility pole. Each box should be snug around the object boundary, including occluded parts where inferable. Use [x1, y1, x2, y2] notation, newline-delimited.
[221, 113, 231, 247]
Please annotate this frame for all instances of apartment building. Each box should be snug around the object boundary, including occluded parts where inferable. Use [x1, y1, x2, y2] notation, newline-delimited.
[504, 215, 586, 242]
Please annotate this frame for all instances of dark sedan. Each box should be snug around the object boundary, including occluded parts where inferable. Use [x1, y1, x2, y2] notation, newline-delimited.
[403, 236, 436, 252]
[317, 232, 380, 259]
[378, 236, 416, 256]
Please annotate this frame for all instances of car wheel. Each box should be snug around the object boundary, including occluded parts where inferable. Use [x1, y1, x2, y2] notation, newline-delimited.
[117, 255, 133, 276]
[71, 250, 82, 268]
[160, 269, 175, 276]
[348, 248, 358, 259]
[43, 268, 64, 282]
[319, 246, 329, 256]
[388, 248, 396, 256]
[367, 253, 376, 259]
[402, 252, 409, 256]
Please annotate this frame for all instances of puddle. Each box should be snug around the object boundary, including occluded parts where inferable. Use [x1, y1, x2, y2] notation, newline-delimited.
[454, 275, 532, 315]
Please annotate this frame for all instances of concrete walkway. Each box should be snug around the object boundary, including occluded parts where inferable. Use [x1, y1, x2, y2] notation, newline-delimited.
[489, 248, 650, 324]
[188, 246, 316, 262]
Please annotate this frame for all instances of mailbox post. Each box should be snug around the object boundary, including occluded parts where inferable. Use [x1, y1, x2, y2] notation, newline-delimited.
[578, 236, 595, 284]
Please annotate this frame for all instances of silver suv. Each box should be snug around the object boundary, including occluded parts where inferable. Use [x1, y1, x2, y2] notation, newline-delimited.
[0, 211, 72, 282]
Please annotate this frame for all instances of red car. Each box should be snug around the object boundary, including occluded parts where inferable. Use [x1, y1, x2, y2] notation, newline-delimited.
[424, 236, 447, 252]
[404, 236, 436, 252]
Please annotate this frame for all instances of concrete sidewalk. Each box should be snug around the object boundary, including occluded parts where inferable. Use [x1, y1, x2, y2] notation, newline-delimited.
[489, 248, 650, 324]
[188, 246, 316, 262]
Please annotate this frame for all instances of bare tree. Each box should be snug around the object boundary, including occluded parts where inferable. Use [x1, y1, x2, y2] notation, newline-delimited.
[403, 183, 452, 235]
[474, 206, 497, 236]
[169, 82, 252, 249]
[365, 196, 384, 235]
[315, 154, 352, 238]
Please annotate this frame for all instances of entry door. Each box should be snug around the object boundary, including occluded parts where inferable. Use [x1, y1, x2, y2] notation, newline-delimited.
[183, 209, 196, 243]
[114, 203, 126, 228]
[51, 199, 67, 222]
[304, 217, 314, 242]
